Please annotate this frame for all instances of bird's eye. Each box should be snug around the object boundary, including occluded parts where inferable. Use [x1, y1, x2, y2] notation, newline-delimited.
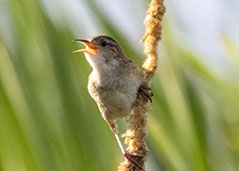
[101, 41, 107, 47]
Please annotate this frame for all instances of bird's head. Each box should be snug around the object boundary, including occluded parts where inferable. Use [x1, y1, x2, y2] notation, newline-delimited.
[73, 35, 124, 68]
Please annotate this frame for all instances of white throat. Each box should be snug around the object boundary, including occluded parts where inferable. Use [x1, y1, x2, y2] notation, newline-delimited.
[84, 53, 105, 69]
[85, 52, 119, 85]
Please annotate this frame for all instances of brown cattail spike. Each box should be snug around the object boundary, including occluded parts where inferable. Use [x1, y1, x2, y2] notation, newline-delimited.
[142, 0, 166, 81]
[118, 0, 165, 170]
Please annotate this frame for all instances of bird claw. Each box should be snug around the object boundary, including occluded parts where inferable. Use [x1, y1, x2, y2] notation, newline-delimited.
[124, 152, 145, 171]
[126, 152, 144, 158]
[138, 84, 153, 102]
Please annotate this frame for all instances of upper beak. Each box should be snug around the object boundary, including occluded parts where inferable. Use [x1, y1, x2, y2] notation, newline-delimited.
[73, 39, 99, 54]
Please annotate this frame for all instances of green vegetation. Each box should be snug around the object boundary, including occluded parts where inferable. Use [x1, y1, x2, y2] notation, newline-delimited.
[0, 0, 238, 171]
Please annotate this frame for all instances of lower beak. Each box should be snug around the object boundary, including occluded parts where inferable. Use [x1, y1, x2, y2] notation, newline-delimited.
[73, 39, 99, 54]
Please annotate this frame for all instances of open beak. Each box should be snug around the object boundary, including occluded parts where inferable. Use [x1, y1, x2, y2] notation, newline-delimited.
[73, 39, 99, 54]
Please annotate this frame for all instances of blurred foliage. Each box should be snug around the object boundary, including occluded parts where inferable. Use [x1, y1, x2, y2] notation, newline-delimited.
[0, 0, 238, 171]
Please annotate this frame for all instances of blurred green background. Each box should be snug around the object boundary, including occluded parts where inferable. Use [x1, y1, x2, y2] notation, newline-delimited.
[0, 0, 238, 171]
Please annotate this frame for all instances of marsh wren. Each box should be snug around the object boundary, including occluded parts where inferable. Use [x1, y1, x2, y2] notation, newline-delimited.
[73, 35, 152, 169]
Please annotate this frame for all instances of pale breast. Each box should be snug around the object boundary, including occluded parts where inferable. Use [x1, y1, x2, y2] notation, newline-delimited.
[87, 67, 143, 121]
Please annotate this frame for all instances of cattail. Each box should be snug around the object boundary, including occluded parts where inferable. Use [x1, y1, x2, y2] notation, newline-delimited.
[118, 0, 165, 170]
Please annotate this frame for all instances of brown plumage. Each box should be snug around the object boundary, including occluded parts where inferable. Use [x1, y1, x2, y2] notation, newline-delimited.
[74, 35, 152, 170]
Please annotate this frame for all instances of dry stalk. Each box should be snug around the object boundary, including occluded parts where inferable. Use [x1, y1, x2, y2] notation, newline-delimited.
[118, 0, 165, 170]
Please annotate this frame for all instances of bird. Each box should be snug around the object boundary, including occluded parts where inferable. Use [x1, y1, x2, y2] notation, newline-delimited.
[73, 35, 152, 169]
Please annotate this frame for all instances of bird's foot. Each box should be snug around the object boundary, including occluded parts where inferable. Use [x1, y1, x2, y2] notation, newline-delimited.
[124, 151, 145, 171]
[138, 84, 153, 102]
